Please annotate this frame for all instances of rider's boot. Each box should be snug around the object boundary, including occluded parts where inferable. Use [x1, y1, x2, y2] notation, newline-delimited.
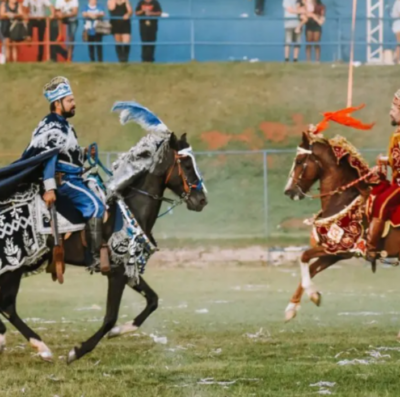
[85, 218, 103, 271]
[366, 217, 385, 271]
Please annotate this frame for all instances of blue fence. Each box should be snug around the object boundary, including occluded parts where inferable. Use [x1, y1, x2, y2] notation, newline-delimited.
[63, 13, 399, 63]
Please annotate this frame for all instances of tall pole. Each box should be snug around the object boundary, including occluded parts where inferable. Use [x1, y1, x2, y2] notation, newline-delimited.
[347, 0, 358, 107]
[263, 151, 269, 236]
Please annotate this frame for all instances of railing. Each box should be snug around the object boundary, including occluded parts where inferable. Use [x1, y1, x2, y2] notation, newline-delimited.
[0, 15, 399, 63]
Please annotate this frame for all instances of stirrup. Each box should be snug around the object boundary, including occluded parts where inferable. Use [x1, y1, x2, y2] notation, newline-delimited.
[366, 250, 378, 273]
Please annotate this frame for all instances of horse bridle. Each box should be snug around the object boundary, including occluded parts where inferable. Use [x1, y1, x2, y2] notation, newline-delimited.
[165, 151, 204, 201]
[291, 145, 378, 200]
[126, 149, 203, 204]
[289, 146, 320, 198]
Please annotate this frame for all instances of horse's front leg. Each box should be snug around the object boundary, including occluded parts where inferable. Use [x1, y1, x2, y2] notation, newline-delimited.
[298, 246, 328, 305]
[67, 266, 126, 364]
[285, 254, 341, 321]
[108, 276, 159, 338]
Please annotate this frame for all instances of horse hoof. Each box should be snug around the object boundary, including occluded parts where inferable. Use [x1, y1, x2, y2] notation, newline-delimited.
[108, 323, 139, 339]
[285, 309, 297, 322]
[67, 348, 77, 365]
[29, 338, 53, 362]
[40, 351, 53, 363]
[108, 326, 122, 339]
[284, 302, 299, 322]
[310, 292, 322, 306]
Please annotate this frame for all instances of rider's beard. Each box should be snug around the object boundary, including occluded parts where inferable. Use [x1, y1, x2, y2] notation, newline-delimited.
[391, 119, 398, 127]
[62, 107, 76, 119]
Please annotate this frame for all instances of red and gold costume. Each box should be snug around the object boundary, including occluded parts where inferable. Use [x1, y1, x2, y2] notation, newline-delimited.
[366, 90, 400, 260]
[370, 131, 400, 221]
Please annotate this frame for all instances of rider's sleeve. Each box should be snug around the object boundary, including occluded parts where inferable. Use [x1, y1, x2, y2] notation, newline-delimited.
[43, 155, 57, 191]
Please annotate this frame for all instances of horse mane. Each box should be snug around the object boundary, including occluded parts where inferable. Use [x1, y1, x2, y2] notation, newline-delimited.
[111, 133, 169, 174]
[327, 135, 372, 179]
[306, 133, 371, 179]
[109, 100, 190, 188]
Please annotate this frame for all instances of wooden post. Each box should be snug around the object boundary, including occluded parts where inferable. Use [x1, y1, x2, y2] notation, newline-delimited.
[46, 17, 50, 62]
[347, 0, 358, 107]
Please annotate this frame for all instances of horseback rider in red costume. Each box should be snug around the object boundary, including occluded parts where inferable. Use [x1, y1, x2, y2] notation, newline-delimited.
[366, 89, 400, 261]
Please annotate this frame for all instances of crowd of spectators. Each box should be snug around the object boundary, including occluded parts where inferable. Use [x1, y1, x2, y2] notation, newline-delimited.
[0, 0, 161, 63]
[2, 0, 400, 64]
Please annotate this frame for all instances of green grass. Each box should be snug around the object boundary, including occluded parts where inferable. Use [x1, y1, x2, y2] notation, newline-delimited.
[0, 63, 395, 154]
[3, 264, 400, 396]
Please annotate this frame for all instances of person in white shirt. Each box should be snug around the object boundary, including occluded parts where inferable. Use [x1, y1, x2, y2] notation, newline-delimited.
[283, 0, 301, 62]
[23, 0, 54, 61]
[55, 0, 78, 61]
[392, 0, 400, 64]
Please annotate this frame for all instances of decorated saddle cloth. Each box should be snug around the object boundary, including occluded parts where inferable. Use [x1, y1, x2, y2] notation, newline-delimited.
[312, 196, 366, 255]
[310, 136, 380, 256]
[0, 184, 85, 276]
[0, 181, 156, 280]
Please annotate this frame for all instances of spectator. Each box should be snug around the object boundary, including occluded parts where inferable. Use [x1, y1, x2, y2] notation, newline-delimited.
[55, 0, 78, 61]
[23, 0, 54, 62]
[135, 0, 161, 63]
[108, 0, 132, 63]
[0, 0, 23, 62]
[304, 0, 325, 62]
[392, 0, 400, 64]
[283, 0, 301, 62]
[255, 0, 265, 16]
[49, 4, 68, 62]
[83, 0, 104, 62]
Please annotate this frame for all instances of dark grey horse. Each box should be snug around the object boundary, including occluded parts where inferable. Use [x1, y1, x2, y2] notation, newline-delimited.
[0, 132, 207, 363]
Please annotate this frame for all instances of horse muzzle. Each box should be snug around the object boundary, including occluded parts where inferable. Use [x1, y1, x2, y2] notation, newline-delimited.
[186, 194, 208, 212]
[284, 187, 305, 201]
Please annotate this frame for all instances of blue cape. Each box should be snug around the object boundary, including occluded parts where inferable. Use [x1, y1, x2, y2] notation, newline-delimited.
[0, 148, 60, 201]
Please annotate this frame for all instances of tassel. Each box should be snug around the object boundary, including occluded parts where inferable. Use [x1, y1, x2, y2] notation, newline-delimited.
[53, 245, 65, 285]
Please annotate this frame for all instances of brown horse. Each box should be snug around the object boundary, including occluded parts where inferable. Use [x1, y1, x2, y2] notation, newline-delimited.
[283, 132, 400, 322]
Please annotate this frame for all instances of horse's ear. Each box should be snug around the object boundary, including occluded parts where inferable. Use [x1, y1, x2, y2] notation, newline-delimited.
[169, 132, 179, 150]
[301, 132, 310, 149]
[180, 133, 187, 143]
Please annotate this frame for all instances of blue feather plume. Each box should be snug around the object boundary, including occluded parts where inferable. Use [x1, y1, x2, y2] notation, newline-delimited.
[111, 101, 170, 135]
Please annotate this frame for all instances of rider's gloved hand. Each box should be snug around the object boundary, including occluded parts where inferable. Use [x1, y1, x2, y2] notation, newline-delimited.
[376, 154, 388, 166]
[85, 146, 96, 160]
[43, 190, 56, 208]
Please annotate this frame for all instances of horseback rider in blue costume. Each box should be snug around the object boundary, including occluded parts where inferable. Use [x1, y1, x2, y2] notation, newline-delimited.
[22, 76, 106, 268]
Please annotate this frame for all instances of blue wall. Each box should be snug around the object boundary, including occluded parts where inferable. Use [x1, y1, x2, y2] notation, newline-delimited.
[73, 0, 398, 63]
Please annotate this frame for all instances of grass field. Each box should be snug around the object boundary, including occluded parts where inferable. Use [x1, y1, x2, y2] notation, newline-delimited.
[2, 264, 400, 396]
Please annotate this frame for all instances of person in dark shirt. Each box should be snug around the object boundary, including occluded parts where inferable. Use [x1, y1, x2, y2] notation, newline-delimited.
[135, 0, 161, 62]
[255, 0, 265, 15]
